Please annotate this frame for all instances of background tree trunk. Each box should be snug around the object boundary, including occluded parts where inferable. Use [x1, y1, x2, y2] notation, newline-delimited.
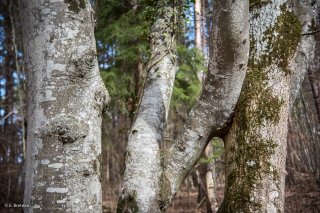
[194, 1, 216, 210]
[21, 0, 109, 212]
[287, 0, 320, 185]
[0, 0, 25, 206]
[194, 0, 202, 51]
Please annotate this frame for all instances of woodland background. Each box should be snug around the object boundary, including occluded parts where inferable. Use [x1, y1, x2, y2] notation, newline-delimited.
[0, 0, 319, 212]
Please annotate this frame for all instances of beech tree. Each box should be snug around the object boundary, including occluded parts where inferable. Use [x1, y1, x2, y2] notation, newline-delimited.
[117, 0, 177, 211]
[118, 0, 249, 212]
[21, 0, 109, 212]
[119, 0, 317, 213]
[20, 0, 317, 212]
[220, 0, 316, 211]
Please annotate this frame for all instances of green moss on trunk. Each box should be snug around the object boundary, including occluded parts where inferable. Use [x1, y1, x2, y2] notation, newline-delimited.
[261, 4, 302, 74]
[64, 0, 86, 13]
[224, 4, 301, 212]
[224, 67, 281, 212]
[249, 0, 271, 11]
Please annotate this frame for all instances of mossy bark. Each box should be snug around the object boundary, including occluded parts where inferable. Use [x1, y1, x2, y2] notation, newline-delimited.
[161, 0, 250, 209]
[222, 1, 302, 212]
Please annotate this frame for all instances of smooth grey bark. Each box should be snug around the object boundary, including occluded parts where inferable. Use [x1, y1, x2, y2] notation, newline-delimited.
[220, 1, 310, 212]
[21, 0, 109, 212]
[117, 1, 177, 212]
[161, 0, 249, 208]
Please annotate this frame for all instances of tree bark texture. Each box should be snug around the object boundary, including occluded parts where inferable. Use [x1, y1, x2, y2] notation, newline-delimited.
[221, 0, 310, 212]
[117, 1, 177, 212]
[161, 0, 249, 209]
[21, 0, 109, 212]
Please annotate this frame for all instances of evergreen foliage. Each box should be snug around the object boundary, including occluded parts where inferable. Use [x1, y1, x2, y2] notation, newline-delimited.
[95, 0, 203, 113]
[172, 45, 203, 108]
[96, 0, 152, 112]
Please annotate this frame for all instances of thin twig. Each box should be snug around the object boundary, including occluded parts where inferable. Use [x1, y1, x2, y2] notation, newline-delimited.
[301, 30, 320, 36]
[9, 0, 27, 157]
[196, 197, 206, 210]
[0, 104, 25, 122]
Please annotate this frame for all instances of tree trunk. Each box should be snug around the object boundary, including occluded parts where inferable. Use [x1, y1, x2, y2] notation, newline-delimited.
[194, 0, 205, 83]
[117, 1, 177, 212]
[287, 0, 320, 185]
[204, 144, 218, 213]
[287, 75, 320, 184]
[194, 1, 216, 210]
[221, 1, 315, 212]
[195, 0, 202, 50]
[21, 0, 109, 212]
[161, 0, 249, 208]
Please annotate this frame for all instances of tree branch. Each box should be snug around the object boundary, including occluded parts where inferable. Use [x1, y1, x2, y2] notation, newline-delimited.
[160, 0, 250, 208]
[117, 1, 177, 212]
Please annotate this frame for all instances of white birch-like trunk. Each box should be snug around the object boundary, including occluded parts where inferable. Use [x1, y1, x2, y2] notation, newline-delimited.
[195, 0, 204, 82]
[161, 0, 250, 208]
[195, 0, 202, 50]
[204, 145, 218, 213]
[117, 1, 176, 212]
[220, 0, 314, 212]
[195, 1, 216, 210]
[21, 0, 109, 212]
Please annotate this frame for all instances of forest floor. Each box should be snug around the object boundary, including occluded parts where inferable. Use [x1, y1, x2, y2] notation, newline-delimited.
[165, 171, 320, 213]
[0, 172, 318, 212]
[102, 171, 320, 213]
[285, 172, 320, 213]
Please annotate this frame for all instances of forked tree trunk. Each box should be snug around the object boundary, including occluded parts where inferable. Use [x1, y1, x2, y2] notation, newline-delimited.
[21, 0, 109, 212]
[161, 0, 249, 208]
[221, 0, 315, 212]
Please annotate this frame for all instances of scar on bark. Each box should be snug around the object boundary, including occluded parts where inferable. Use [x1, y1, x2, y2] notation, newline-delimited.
[39, 115, 88, 143]
[66, 49, 96, 83]
[94, 87, 109, 113]
[76, 155, 102, 180]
